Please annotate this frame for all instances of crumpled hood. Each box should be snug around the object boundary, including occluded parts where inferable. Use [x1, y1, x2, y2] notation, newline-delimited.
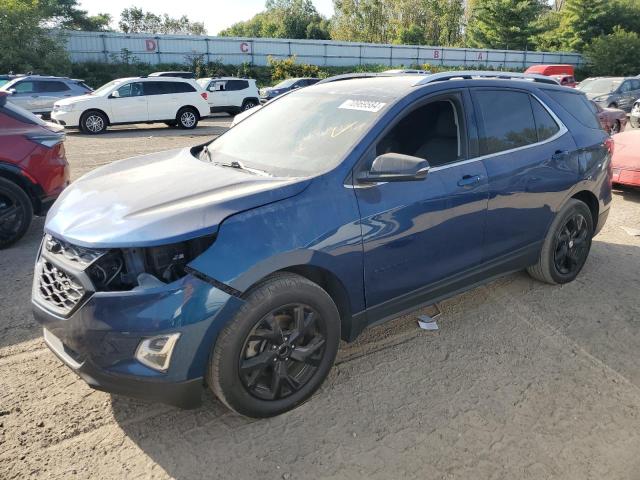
[45, 147, 309, 248]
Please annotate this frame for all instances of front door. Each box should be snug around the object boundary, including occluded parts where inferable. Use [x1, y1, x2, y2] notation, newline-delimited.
[208, 80, 230, 111]
[354, 92, 489, 314]
[109, 81, 148, 123]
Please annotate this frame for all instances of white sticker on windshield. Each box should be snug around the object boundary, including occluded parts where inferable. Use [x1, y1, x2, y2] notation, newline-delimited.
[338, 99, 386, 112]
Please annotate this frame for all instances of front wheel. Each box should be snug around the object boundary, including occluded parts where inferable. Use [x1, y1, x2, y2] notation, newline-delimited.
[208, 273, 340, 418]
[80, 110, 107, 134]
[241, 99, 258, 111]
[177, 107, 199, 129]
[0, 178, 33, 249]
[527, 199, 594, 285]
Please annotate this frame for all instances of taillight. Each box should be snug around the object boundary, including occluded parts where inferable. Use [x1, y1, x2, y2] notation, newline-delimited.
[201, 92, 208, 101]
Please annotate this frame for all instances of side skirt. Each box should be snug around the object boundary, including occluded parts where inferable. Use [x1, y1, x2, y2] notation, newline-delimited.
[346, 242, 541, 341]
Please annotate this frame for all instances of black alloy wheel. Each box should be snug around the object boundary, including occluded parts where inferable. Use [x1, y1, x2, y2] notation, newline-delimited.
[239, 303, 326, 401]
[553, 212, 590, 276]
[0, 178, 33, 249]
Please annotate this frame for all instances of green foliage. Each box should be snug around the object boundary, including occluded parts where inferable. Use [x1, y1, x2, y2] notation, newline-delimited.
[584, 27, 640, 76]
[557, 0, 607, 52]
[219, 0, 330, 40]
[466, 0, 546, 50]
[119, 7, 206, 35]
[0, 0, 71, 74]
[331, 0, 464, 46]
[268, 56, 322, 81]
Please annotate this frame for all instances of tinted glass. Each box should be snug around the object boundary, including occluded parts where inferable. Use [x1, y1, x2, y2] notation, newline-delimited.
[143, 81, 166, 95]
[545, 90, 601, 129]
[631, 79, 640, 90]
[169, 82, 195, 93]
[38, 81, 70, 92]
[619, 81, 632, 93]
[473, 90, 538, 155]
[12, 81, 36, 93]
[116, 82, 143, 97]
[531, 97, 560, 141]
[225, 80, 249, 91]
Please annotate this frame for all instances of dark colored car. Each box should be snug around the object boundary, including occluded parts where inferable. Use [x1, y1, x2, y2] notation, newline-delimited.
[591, 101, 627, 134]
[259, 77, 320, 102]
[148, 71, 196, 79]
[0, 92, 69, 248]
[578, 77, 640, 112]
[33, 72, 611, 418]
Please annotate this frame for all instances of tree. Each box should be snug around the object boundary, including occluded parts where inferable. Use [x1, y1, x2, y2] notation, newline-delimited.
[466, 0, 546, 50]
[585, 27, 640, 76]
[219, 0, 330, 39]
[119, 7, 206, 35]
[557, 0, 606, 52]
[0, 0, 70, 74]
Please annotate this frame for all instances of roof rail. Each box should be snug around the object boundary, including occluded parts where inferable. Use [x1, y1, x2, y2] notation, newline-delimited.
[413, 71, 559, 86]
[316, 72, 402, 85]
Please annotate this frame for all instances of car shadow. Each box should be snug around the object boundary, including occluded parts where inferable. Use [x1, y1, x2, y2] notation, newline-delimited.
[65, 121, 230, 140]
[110, 239, 640, 479]
[613, 184, 640, 203]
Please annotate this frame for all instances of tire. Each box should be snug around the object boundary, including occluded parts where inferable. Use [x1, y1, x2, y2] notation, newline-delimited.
[80, 110, 108, 134]
[241, 99, 258, 111]
[610, 120, 621, 134]
[208, 272, 340, 418]
[0, 178, 33, 249]
[176, 107, 198, 129]
[527, 199, 594, 285]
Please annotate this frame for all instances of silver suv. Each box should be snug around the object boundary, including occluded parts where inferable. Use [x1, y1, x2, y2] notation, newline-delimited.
[578, 77, 640, 112]
[0, 76, 92, 117]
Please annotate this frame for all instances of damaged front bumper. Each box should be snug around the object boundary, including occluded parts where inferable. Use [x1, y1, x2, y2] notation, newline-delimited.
[32, 243, 244, 408]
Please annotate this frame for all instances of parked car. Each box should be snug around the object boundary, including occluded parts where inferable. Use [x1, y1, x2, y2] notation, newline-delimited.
[577, 77, 640, 112]
[611, 131, 640, 188]
[260, 77, 320, 102]
[591, 101, 627, 134]
[630, 99, 640, 128]
[0, 92, 69, 248]
[149, 71, 195, 79]
[51, 76, 210, 133]
[524, 64, 575, 77]
[551, 74, 577, 88]
[33, 72, 611, 418]
[1, 76, 92, 118]
[0, 74, 18, 88]
[197, 77, 260, 114]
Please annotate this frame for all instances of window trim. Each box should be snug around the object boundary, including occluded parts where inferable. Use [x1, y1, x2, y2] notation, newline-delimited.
[429, 91, 568, 173]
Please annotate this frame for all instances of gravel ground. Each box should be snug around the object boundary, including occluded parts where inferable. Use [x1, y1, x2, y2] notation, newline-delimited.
[1, 120, 640, 480]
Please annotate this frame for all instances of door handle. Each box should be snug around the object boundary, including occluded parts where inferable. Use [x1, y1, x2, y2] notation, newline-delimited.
[457, 175, 481, 187]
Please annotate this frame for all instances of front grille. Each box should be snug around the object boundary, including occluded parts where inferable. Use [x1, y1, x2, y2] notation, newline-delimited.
[36, 259, 86, 315]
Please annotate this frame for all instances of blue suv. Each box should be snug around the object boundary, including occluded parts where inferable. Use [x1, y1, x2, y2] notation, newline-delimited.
[32, 72, 612, 418]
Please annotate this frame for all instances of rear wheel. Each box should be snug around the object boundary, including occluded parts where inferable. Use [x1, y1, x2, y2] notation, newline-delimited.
[208, 273, 340, 418]
[241, 99, 258, 111]
[527, 199, 593, 284]
[80, 110, 107, 134]
[0, 178, 33, 249]
[176, 107, 198, 129]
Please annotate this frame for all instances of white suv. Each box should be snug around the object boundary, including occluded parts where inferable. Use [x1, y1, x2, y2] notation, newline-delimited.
[196, 77, 260, 115]
[51, 77, 210, 134]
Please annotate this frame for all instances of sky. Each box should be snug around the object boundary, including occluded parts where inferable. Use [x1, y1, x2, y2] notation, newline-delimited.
[78, 0, 335, 35]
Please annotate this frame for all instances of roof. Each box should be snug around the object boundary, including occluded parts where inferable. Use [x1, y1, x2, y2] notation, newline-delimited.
[197, 77, 255, 81]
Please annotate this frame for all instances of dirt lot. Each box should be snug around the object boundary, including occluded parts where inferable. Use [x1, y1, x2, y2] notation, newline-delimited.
[2, 120, 640, 479]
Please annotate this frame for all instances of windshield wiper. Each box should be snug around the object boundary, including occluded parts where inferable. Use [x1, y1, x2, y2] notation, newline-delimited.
[215, 159, 272, 177]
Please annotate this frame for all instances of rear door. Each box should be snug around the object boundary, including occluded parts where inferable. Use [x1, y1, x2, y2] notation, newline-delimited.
[35, 80, 72, 112]
[225, 79, 249, 107]
[470, 88, 577, 262]
[7, 80, 38, 111]
[355, 90, 489, 312]
[109, 81, 148, 123]
[145, 81, 192, 120]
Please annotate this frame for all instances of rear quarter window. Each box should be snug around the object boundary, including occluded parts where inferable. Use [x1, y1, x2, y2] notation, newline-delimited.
[544, 90, 601, 129]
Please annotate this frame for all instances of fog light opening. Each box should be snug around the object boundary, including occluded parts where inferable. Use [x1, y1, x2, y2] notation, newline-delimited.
[135, 333, 181, 372]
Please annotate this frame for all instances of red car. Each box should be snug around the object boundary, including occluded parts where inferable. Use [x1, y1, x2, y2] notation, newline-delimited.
[551, 74, 577, 88]
[592, 101, 628, 134]
[612, 131, 640, 188]
[0, 92, 69, 248]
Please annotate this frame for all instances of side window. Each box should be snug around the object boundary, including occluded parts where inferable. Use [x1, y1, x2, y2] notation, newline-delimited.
[116, 82, 143, 97]
[143, 82, 167, 95]
[212, 81, 226, 92]
[619, 81, 631, 93]
[544, 90, 601, 130]
[12, 81, 36, 93]
[170, 82, 196, 93]
[472, 90, 537, 155]
[530, 97, 560, 142]
[38, 81, 70, 92]
[375, 98, 464, 168]
[631, 79, 640, 91]
[225, 80, 249, 91]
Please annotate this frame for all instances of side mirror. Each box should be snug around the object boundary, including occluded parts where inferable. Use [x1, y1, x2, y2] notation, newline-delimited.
[7, 88, 16, 95]
[358, 153, 430, 183]
[110, 90, 120, 98]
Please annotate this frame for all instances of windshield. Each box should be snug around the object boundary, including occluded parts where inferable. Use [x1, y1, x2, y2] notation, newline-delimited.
[206, 90, 389, 177]
[92, 80, 123, 96]
[274, 78, 297, 89]
[579, 78, 621, 94]
[0, 79, 10, 88]
[0, 78, 20, 91]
